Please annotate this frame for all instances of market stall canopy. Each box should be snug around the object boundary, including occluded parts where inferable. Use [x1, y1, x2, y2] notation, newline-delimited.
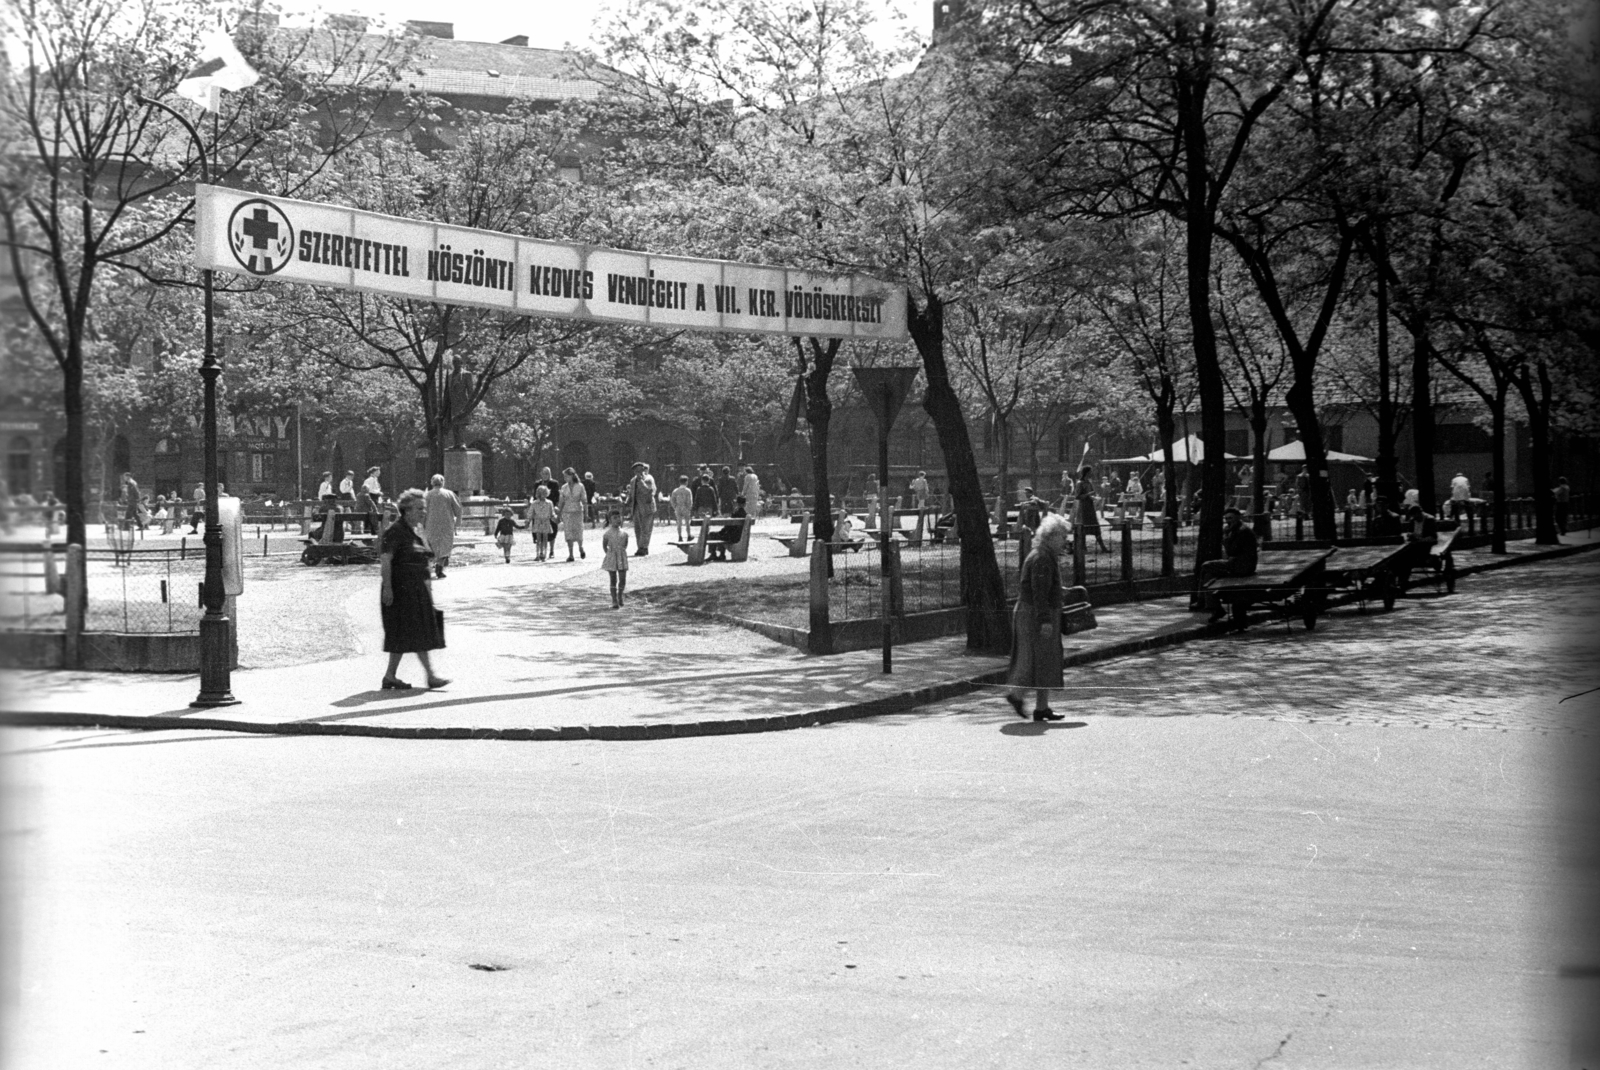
[1265, 441, 1373, 463]
[1103, 434, 1236, 464]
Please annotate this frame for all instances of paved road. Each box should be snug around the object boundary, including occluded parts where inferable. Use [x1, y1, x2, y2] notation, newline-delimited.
[3, 555, 1596, 1070]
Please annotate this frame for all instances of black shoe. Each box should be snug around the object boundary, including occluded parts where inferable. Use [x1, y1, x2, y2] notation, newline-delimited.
[381, 677, 412, 690]
[1207, 611, 1226, 624]
[1034, 710, 1064, 722]
[1005, 694, 1026, 718]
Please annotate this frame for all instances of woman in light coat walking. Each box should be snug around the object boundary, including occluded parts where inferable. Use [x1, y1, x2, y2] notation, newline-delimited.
[423, 474, 463, 578]
[559, 468, 588, 561]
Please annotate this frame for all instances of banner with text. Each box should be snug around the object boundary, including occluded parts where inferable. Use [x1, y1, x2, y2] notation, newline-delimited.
[194, 184, 907, 340]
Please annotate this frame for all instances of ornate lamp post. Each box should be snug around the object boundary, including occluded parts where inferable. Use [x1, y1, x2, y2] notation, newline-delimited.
[137, 94, 237, 707]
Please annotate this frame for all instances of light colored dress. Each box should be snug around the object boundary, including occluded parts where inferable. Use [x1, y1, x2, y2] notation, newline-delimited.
[602, 526, 629, 571]
[424, 486, 462, 561]
[559, 481, 588, 540]
[528, 498, 555, 536]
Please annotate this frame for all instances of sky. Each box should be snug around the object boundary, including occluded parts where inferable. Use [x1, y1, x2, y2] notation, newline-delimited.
[291, 0, 928, 54]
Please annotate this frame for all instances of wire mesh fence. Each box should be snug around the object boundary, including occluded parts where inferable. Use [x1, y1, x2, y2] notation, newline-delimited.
[0, 545, 206, 634]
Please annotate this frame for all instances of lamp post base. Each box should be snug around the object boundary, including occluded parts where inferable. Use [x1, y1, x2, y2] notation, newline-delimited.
[190, 612, 239, 708]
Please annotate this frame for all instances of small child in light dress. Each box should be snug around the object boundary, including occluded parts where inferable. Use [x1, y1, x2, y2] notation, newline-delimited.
[601, 510, 630, 608]
[493, 505, 520, 563]
[528, 485, 555, 561]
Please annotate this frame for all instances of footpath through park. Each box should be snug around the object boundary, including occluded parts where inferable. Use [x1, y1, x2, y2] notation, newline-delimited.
[2, 524, 1596, 739]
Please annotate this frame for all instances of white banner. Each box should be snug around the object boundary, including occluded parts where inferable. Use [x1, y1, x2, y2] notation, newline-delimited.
[194, 184, 908, 340]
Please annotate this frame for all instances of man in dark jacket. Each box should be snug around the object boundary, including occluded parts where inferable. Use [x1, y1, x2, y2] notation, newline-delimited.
[716, 466, 739, 514]
[1201, 507, 1259, 622]
[691, 474, 718, 518]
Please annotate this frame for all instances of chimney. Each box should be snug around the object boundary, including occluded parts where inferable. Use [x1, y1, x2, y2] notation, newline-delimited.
[405, 20, 454, 39]
[499, 34, 529, 46]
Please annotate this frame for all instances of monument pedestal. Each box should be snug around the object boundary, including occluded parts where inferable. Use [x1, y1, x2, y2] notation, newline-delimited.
[444, 448, 483, 496]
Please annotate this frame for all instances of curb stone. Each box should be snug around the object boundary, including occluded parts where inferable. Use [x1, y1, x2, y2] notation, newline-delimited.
[3, 537, 1592, 741]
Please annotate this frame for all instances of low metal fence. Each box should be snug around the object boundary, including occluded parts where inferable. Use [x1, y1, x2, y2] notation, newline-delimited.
[0, 544, 204, 634]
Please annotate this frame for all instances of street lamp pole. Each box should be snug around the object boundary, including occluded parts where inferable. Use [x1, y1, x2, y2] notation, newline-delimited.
[137, 94, 237, 707]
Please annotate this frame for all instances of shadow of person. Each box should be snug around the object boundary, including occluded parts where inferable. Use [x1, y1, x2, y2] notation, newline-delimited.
[330, 689, 425, 709]
[999, 721, 1087, 736]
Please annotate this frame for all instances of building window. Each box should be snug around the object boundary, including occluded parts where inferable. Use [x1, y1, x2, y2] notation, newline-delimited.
[1057, 428, 1071, 463]
[8, 435, 32, 496]
[1323, 425, 1343, 453]
[1225, 429, 1250, 457]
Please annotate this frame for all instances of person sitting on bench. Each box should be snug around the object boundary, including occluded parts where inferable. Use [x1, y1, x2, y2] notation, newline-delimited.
[1202, 506, 1259, 623]
[1390, 489, 1438, 584]
[708, 496, 748, 561]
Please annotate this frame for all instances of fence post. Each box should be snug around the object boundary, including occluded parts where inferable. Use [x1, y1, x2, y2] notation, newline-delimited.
[1161, 516, 1176, 578]
[884, 539, 905, 617]
[808, 538, 833, 655]
[1294, 514, 1305, 541]
[1120, 520, 1134, 582]
[63, 544, 85, 670]
[1072, 520, 1087, 587]
[1342, 508, 1353, 540]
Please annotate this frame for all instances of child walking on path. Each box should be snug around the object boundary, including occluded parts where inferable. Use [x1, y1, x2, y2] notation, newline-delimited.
[493, 506, 520, 563]
[602, 510, 630, 608]
[670, 475, 694, 540]
[528, 485, 555, 561]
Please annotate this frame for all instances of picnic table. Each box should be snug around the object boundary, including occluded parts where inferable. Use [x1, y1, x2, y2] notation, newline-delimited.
[1204, 547, 1339, 631]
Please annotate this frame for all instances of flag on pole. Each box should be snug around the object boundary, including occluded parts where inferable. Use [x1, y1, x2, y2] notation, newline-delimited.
[176, 24, 259, 111]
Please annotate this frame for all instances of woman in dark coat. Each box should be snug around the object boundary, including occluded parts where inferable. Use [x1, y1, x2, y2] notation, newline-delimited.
[380, 488, 447, 690]
[1006, 514, 1067, 721]
[1075, 464, 1107, 551]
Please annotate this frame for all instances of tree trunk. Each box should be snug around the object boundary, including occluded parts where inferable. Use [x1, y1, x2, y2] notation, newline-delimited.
[63, 345, 87, 546]
[909, 293, 1008, 653]
[1250, 395, 1268, 515]
[1410, 321, 1437, 512]
[1516, 362, 1559, 545]
[1177, 78, 1227, 588]
[1284, 376, 1336, 540]
[1156, 389, 1179, 519]
[803, 338, 840, 544]
[1490, 379, 1508, 555]
[995, 410, 1012, 519]
[1374, 249, 1401, 511]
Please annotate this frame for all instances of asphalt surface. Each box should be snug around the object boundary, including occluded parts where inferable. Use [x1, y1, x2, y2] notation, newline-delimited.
[3, 554, 1597, 1069]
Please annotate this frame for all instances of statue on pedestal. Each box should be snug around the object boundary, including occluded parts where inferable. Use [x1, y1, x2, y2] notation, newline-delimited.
[440, 356, 476, 450]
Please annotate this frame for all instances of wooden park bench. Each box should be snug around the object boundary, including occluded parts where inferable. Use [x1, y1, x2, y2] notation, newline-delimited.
[1204, 547, 1339, 631]
[771, 512, 867, 555]
[300, 509, 379, 565]
[669, 516, 753, 565]
[771, 511, 816, 556]
[864, 509, 928, 547]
